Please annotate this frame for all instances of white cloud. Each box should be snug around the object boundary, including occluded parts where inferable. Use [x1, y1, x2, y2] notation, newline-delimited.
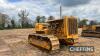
[0, 0, 16, 9]
[0, 0, 100, 22]
[59, 0, 100, 21]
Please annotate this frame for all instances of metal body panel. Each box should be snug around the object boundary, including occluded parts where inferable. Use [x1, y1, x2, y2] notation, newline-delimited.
[28, 16, 79, 51]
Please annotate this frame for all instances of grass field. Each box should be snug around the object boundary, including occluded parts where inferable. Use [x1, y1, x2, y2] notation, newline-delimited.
[0, 28, 100, 56]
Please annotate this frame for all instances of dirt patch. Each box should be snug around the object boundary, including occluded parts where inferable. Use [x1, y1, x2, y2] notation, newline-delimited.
[0, 29, 100, 56]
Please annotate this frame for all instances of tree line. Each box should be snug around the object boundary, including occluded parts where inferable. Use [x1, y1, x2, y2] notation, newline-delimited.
[78, 19, 100, 28]
[0, 10, 100, 30]
[0, 10, 55, 30]
[0, 10, 33, 30]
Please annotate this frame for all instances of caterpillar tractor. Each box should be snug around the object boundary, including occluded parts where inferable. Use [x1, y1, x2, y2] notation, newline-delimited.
[28, 16, 78, 51]
[81, 25, 100, 37]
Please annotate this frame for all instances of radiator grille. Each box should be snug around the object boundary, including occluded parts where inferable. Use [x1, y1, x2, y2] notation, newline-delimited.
[68, 18, 78, 35]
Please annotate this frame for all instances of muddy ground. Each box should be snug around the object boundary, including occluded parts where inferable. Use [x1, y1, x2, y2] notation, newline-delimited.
[0, 28, 100, 56]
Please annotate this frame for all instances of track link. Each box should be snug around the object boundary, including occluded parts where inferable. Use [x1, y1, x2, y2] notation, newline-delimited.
[28, 34, 60, 50]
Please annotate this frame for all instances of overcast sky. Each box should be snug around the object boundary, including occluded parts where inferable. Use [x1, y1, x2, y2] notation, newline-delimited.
[0, 0, 100, 21]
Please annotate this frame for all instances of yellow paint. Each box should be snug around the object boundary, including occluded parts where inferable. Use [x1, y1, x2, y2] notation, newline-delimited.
[64, 16, 78, 39]
[35, 23, 49, 34]
[34, 16, 78, 44]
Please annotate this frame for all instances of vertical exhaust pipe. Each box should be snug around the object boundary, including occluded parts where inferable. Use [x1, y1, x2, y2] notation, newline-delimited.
[60, 0, 62, 19]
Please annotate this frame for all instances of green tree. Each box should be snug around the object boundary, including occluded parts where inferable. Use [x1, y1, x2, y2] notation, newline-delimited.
[36, 16, 46, 23]
[48, 16, 55, 20]
[7, 24, 11, 29]
[36, 16, 41, 23]
[0, 13, 9, 29]
[79, 19, 88, 27]
[40, 16, 46, 23]
[11, 19, 16, 28]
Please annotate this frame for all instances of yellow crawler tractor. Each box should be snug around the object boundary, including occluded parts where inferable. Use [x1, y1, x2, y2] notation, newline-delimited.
[81, 25, 100, 37]
[28, 16, 78, 50]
